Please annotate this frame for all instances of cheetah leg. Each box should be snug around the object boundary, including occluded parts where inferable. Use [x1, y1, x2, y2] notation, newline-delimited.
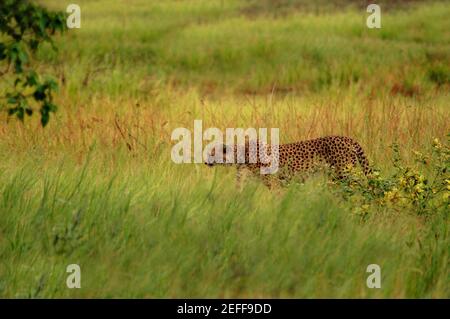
[236, 166, 244, 191]
[260, 175, 272, 189]
[261, 174, 282, 190]
[336, 154, 357, 179]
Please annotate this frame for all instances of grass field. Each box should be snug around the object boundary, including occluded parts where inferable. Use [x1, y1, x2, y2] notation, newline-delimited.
[0, 0, 449, 298]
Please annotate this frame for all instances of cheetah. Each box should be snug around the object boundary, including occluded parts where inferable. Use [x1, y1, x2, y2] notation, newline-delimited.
[205, 136, 372, 187]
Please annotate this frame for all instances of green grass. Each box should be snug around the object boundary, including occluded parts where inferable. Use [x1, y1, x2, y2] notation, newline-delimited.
[37, 0, 450, 96]
[0, 155, 447, 298]
[0, 0, 448, 298]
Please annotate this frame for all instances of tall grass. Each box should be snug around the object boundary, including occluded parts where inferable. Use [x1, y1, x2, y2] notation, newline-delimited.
[0, 156, 448, 297]
[0, 0, 448, 297]
[1, 90, 447, 168]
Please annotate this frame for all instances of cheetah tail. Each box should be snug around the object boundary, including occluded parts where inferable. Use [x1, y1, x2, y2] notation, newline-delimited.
[353, 141, 372, 177]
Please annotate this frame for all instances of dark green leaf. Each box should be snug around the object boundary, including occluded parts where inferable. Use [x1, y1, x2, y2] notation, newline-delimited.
[40, 110, 49, 127]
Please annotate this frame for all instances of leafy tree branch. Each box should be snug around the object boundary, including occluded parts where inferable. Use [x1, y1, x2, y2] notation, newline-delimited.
[0, 0, 66, 126]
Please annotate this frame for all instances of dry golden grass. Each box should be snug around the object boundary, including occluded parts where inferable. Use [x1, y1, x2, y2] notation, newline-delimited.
[1, 86, 448, 171]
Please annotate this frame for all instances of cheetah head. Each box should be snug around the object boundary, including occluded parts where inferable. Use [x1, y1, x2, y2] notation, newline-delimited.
[205, 140, 258, 166]
[205, 144, 232, 167]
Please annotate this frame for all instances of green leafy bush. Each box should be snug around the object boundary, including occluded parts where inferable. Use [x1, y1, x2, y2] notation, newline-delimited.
[333, 136, 449, 217]
[0, 0, 66, 126]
